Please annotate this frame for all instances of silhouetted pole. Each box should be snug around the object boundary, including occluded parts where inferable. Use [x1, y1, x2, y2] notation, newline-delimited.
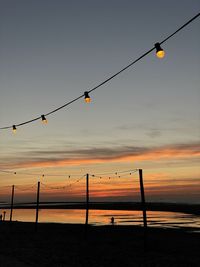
[85, 173, 89, 226]
[3, 211, 6, 221]
[139, 169, 147, 228]
[35, 181, 40, 230]
[10, 185, 15, 222]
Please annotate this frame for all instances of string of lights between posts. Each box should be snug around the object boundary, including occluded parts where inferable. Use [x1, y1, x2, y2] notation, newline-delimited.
[0, 169, 139, 191]
[0, 169, 138, 179]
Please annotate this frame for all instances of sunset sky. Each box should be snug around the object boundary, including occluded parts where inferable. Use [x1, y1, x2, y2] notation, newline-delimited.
[0, 0, 199, 204]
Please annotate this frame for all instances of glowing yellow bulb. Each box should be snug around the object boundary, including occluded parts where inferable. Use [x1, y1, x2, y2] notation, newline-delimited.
[41, 115, 48, 124]
[42, 119, 48, 124]
[84, 91, 91, 103]
[12, 125, 17, 133]
[85, 97, 91, 103]
[154, 42, 165, 59]
[156, 50, 165, 59]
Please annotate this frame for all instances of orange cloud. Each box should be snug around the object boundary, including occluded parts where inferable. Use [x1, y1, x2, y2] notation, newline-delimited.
[5, 142, 199, 169]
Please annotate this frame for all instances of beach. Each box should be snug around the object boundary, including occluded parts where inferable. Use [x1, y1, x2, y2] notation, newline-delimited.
[0, 221, 199, 267]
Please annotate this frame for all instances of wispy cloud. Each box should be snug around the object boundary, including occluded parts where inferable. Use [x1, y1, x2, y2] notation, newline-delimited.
[1, 142, 199, 169]
[146, 129, 162, 138]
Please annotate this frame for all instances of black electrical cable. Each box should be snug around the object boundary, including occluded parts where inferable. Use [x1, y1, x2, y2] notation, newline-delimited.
[0, 13, 199, 130]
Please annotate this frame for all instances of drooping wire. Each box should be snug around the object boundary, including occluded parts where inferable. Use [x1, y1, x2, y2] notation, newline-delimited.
[15, 183, 37, 191]
[0, 13, 199, 130]
[40, 182, 66, 190]
[90, 170, 139, 185]
[0, 169, 84, 178]
[90, 172, 139, 185]
[90, 169, 138, 178]
[41, 174, 86, 190]
[160, 12, 200, 45]
[0, 170, 138, 188]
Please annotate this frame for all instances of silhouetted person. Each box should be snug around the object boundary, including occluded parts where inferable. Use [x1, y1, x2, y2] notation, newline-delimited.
[0, 214, 2, 221]
[111, 216, 114, 225]
[3, 211, 6, 221]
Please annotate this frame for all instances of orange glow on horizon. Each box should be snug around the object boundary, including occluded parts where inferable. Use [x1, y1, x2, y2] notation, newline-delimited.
[6, 145, 199, 170]
[0, 144, 199, 203]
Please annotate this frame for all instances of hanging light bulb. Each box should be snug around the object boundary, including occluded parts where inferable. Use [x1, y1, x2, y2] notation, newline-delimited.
[41, 115, 48, 124]
[154, 42, 165, 58]
[12, 125, 17, 133]
[84, 91, 91, 103]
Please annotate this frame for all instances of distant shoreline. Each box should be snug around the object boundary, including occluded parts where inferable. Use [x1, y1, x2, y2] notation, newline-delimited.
[1, 202, 199, 215]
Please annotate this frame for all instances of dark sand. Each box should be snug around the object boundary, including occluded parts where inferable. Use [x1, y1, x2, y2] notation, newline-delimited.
[0, 222, 199, 267]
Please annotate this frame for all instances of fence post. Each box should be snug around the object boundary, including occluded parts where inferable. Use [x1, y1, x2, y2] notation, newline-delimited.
[10, 185, 15, 222]
[139, 169, 147, 228]
[85, 173, 89, 226]
[139, 169, 148, 251]
[35, 181, 40, 231]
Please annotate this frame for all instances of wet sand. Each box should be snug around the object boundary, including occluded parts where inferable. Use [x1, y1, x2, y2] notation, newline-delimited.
[0, 221, 199, 266]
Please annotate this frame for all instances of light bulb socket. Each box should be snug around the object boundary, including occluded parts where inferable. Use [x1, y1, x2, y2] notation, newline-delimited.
[41, 114, 47, 123]
[154, 42, 165, 58]
[154, 42, 163, 52]
[84, 91, 90, 98]
[84, 91, 91, 102]
[12, 125, 17, 132]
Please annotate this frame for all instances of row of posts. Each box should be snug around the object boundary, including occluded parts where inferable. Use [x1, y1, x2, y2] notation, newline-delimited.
[6, 169, 147, 230]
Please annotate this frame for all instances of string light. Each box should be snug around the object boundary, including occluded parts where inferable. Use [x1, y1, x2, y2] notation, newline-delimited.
[41, 115, 47, 124]
[1, 170, 139, 191]
[0, 169, 85, 178]
[12, 125, 17, 133]
[84, 91, 91, 103]
[15, 183, 37, 191]
[0, 13, 199, 131]
[0, 169, 138, 179]
[90, 169, 138, 179]
[155, 42, 165, 58]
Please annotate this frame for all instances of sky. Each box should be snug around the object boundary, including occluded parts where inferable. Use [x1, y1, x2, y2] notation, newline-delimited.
[0, 0, 199, 204]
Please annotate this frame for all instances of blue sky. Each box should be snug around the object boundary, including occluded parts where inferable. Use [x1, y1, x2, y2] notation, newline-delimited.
[0, 0, 199, 203]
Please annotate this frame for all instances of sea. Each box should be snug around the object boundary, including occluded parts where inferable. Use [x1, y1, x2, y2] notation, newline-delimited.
[1, 208, 200, 232]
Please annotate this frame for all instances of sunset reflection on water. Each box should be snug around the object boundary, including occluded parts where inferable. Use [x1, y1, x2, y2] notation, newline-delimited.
[3, 209, 200, 231]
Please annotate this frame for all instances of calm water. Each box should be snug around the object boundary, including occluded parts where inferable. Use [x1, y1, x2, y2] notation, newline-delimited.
[2, 209, 200, 231]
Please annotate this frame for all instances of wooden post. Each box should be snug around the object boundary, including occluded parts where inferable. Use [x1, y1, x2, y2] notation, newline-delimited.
[3, 211, 6, 221]
[35, 181, 40, 230]
[10, 185, 15, 222]
[85, 173, 89, 226]
[139, 169, 147, 228]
